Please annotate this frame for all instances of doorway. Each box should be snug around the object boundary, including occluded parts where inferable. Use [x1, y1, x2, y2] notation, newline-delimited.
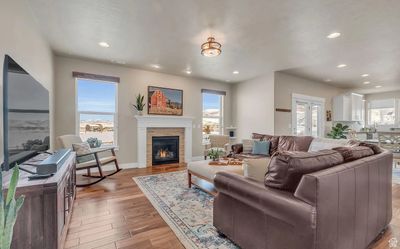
[292, 94, 325, 137]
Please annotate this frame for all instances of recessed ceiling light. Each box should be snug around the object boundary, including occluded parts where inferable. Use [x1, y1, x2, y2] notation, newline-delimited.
[185, 70, 192, 74]
[151, 64, 161, 69]
[98, 42, 110, 48]
[233, 70, 239, 74]
[324, 79, 332, 82]
[375, 85, 382, 88]
[225, 80, 231, 82]
[361, 74, 369, 77]
[336, 64, 347, 68]
[327, 32, 341, 39]
[363, 81, 370, 84]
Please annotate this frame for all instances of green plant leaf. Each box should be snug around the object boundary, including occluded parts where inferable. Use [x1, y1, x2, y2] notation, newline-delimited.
[5, 166, 20, 206]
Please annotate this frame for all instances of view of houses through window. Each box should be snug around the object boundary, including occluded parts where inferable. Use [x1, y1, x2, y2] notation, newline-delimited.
[76, 78, 118, 146]
[202, 92, 224, 142]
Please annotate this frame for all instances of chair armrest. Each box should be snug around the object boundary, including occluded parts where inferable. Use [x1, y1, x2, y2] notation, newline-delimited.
[243, 157, 270, 182]
[214, 171, 314, 228]
[76, 147, 115, 157]
[223, 143, 231, 153]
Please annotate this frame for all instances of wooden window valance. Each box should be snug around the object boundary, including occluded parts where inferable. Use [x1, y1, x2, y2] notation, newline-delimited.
[72, 71, 120, 83]
[201, 89, 226, 96]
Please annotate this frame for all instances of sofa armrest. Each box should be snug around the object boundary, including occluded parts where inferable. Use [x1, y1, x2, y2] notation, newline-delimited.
[215, 171, 315, 228]
[243, 157, 270, 182]
[231, 143, 243, 154]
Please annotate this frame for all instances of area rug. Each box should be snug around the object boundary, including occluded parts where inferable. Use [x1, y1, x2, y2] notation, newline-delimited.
[133, 171, 238, 249]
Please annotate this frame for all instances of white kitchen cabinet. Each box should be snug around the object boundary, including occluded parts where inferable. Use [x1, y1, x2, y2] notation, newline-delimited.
[333, 93, 364, 121]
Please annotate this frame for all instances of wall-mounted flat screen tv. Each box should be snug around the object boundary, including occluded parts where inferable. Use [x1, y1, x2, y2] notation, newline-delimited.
[2, 55, 50, 171]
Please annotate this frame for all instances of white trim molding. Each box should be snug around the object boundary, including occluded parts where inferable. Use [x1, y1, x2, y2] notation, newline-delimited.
[135, 115, 194, 168]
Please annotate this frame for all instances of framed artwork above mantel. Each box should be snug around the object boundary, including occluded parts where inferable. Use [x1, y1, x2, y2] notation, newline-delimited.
[148, 86, 183, 116]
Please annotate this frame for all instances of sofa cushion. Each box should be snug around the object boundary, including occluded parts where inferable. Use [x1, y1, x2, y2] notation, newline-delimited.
[252, 133, 279, 154]
[252, 140, 270, 155]
[308, 137, 349, 152]
[359, 142, 383, 154]
[265, 150, 344, 192]
[277, 136, 314, 152]
[332, 146, 374, 162]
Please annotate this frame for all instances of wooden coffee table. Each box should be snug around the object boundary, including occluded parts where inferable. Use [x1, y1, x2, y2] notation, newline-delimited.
[187, 160, 244, 195]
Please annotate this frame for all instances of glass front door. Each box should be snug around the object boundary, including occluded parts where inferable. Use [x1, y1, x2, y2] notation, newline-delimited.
[292, 96, 324, 137]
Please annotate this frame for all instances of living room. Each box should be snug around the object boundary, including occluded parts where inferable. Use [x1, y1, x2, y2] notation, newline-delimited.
[1, 0, 399, 249]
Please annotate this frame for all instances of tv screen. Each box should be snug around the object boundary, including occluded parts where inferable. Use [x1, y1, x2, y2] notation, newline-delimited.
[2, 55, 50, 170]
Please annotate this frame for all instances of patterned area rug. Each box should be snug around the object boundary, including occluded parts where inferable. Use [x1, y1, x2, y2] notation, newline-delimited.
[133, 171, 238, 249]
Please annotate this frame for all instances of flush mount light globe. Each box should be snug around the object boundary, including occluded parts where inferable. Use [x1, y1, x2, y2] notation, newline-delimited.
[201, 37, 222, 57]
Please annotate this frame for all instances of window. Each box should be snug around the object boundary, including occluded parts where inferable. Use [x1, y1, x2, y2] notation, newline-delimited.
[368, 99, 396, 126]
[76, 78, 118, 146]
[202, 90, 224, 142]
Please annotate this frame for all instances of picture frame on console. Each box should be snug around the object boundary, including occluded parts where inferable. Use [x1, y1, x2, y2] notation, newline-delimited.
[148, 86, 183, 116]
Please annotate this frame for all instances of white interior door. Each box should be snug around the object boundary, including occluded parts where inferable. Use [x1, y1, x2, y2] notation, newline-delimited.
[292, 94, 325, 137]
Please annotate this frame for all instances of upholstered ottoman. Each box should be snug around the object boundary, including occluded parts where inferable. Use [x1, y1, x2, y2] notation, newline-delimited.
[187, 160, 243, 195]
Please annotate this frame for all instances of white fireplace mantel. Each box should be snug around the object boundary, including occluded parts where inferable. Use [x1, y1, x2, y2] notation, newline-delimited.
[135, 115, 194, 167]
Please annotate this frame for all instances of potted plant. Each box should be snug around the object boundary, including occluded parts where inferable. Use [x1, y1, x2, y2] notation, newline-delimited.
[208, 148, 223, 161]
[87, 137, 102, 148]
[132, 93, 145, 115]
[327, 123, 349, 139]
[1, 165, 25, 249]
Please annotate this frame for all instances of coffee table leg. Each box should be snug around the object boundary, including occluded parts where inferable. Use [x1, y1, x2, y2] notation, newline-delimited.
[188, 171, 192, 188]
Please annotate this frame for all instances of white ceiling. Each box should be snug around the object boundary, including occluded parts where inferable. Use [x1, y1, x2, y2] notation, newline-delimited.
[27, 0, 400, 92]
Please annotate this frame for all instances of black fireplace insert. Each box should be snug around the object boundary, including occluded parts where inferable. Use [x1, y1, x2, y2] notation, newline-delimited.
[152, 136, 179, 165]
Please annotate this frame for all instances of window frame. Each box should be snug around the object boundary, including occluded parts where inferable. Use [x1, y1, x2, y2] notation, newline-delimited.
[202, 92, 225, 141]
[75, 78, 119, 147]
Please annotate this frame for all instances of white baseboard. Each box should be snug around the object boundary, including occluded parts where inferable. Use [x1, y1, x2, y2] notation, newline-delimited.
[76, 162, 138, 174]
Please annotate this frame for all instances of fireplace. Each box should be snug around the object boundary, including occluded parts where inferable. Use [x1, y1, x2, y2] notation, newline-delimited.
[152, 136, 179, 165]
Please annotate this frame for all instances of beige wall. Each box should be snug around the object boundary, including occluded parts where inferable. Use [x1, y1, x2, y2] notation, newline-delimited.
[274, 72, 345, 135]
[0, 0, 54, 163]
[364, 90, 400, 101]
[54, 56, 233, 164]
[232, 73, 275, 139]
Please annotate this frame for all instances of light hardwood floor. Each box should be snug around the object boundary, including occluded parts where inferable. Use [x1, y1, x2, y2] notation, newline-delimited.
[65, 165, 399, 249]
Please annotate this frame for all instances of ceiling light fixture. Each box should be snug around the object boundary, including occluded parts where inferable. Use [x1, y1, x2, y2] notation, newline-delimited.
[185, 70, 192, 74]
[98, 42, 110, 48]
[336, 64, 347, 68]
[363, 81, 370, 84]
[327, 32, 341, 39]
[324, 79, 332, 82]
[233, 70, 239, 75]
[375, 85, 382, 88]
[361, 74, 369, 77]
[201, 37, 222, 57]
[151, 64, 161, 69]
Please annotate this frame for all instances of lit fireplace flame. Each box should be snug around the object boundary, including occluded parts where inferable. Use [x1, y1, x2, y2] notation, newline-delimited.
[159, 149, 169, 158]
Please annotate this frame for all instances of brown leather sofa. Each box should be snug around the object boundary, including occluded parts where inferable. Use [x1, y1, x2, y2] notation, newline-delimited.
[214, 137, 393, 249]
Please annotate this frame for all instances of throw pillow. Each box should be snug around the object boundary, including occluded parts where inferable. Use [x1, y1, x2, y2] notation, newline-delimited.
[72, 142, 95, 163]
[242, 139, 256, 153]
[358, 142, 382, 154]
[332, 146, 374, 162]
[252, 140, 270, 156]
[265, 150, 344, 192]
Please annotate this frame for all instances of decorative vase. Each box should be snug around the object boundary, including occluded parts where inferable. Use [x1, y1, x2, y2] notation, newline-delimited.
[137, 110, 143, 115]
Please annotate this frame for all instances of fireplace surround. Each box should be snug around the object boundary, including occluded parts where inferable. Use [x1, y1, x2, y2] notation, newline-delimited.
[135, 115, 194, 167]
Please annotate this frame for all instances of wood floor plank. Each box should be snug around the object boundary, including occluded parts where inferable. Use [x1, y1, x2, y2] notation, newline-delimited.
[65, 165, 399, 249]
